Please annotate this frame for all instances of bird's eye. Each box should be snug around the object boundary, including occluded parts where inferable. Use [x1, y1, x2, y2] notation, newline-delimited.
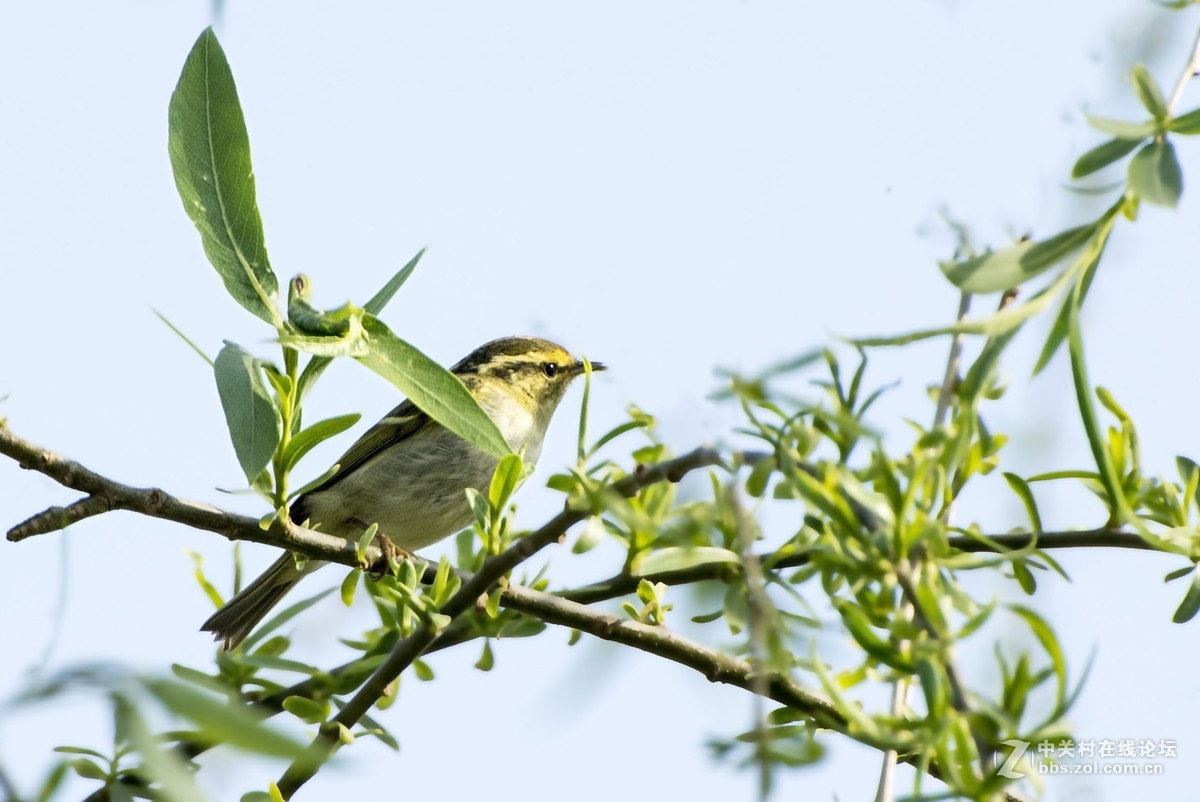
[542, 362, 558, 378]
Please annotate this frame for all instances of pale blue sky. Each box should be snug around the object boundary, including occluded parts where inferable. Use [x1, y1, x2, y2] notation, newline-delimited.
[2, 1, 1199, 800]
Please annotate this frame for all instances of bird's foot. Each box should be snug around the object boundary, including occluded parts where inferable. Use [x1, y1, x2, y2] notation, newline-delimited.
[368, 532, 413, 578]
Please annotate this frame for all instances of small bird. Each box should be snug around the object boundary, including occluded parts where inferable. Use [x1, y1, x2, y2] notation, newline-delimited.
[201, 336, 602, 650]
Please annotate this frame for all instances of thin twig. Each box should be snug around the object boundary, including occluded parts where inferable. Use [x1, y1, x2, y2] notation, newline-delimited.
[877, 290, 971, 802]
[1167, 24, 1200, 116]
[9, 495, 114, 539]
[732, 487, 773, 801]
[933, 292, 972, 430]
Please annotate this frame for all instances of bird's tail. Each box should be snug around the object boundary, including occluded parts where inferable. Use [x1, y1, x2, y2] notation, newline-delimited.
[200, 553, 307, 651]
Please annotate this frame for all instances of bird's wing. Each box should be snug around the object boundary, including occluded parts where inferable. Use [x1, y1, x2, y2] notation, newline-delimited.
[299, 399, 430, 497]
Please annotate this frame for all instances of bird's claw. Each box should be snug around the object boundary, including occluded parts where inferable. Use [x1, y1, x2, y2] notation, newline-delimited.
[367, 532, 412, 578]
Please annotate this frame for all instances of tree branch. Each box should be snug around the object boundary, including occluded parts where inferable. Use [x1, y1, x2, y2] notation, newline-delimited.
[1, 422, 389, 568]
[0, 421, 1146, 802]
[559, 528, 1147, 605]
[497, 582, 1034, 802]
[10, 494, 114, 539]
[274, 447, 723, 799]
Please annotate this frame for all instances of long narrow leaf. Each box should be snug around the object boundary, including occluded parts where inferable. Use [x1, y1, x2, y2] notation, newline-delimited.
[141, 679, 304, 759]
[365, 248, 426, 315]
[297, 250, 427, 399]
[214, 342, 282, 482]
[854, 255, 1079, 347]
[939, 224, 1094, 294]
[281, 413, 361, 473]
[1065, 283, 1124, 514]
[1033, 200, 1122, 374]
[168, 28, 280, 326]
[357, 316, 512, 458]
[241, 587, 336, 652]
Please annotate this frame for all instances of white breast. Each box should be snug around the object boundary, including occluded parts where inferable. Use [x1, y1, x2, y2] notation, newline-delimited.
[478, 387, 545, 464]
[302, 387, 548, 551]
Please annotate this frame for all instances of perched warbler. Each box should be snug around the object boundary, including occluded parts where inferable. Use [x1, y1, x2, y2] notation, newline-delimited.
[201, 336, 603, 650]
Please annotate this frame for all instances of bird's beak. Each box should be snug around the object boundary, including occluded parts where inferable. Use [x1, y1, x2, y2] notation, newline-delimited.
[570, 359, 606, 376]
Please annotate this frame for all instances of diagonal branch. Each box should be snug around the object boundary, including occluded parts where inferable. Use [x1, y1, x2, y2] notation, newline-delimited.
[1, 422, 388, 568]
[498, 582, 1035, 802]
[273, 447, 722, 798]
[83, 574, 1035, 802]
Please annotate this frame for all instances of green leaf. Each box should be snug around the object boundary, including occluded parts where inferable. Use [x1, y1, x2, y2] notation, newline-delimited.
[53, 746, 110, 760]
[280, 330, 368, 359]
[153, 309, 214, 366]
[340, 568, 361, 606]
[35, 761, 71, 802]
[1071, 137, 1143, 178]
[142, 678, 305, 758]
[1012, 560, 1037, 595]
[475, 640, 495, 671]
[114, 696, 209, 802]
[70, 759, 107, 781]
[1008, 605, 1066, 711]
[1131, 64, 1168, 120]
[356, 316, 512, 458]
[630, 546, 741, 577]
[281, 413, 361, 473]
[833, 599, 914, 671]
[214, 342, 282, 482]
[1085, 115, 1158, 140]
[488, 453, 526, 510]
[1173, 570, 1200, 623]
[1066, 282, 1126, 516]
[916, 658, 947, 720]
[1168, 107, 1200, 135]
[168, 28, 279, 326]
[745, 456, 776, 498]
[295, 250, 426, 401]
[1178, 456, 1200, 511]
[586, 419, 649, 457]
[365, 248, 426, 315]
[232, 654, 319, 675]
[1002, 473, 1042, 533]
[855, 254, 1080, 347]
[240, 587, 335, 652]
[1165, 565, 1195, 584]
[723, 584, 748, 635]
[939, 224, 1094, 293]
[1033, 267, 1092, 376]
[356, 523, 379, 564]
[465, 487, 491, 531]
[1032, 202, 1119, 374]
[281, 695, 328, 725]
[1128, 139, 1183, 208]
[572, 515, 607, 554]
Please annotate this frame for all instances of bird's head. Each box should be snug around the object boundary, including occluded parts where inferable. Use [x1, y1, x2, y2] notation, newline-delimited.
[454, 336, 605, 422]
